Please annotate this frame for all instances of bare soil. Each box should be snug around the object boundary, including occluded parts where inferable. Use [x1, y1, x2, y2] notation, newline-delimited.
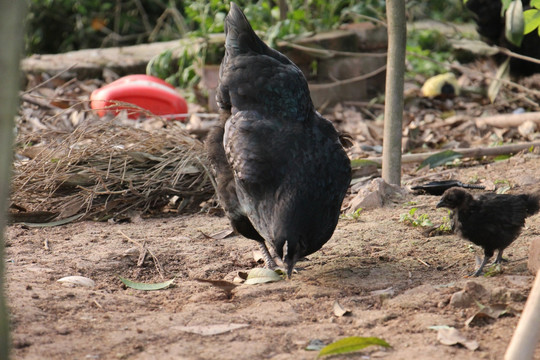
[5, 153, 540, 360]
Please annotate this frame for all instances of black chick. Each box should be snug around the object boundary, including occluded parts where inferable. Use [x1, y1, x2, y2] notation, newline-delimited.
[437, 188, 540, 276]
[205, 3, 351, 277]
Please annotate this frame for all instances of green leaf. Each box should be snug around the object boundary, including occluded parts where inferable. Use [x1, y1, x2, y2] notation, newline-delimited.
[502, 0, 514, 14]
[532, 0, 540, 8]
[494, 154, 512, 161]
[119, 276, 175, 291]
[524, 9, 540, 34]
[21, 213, 84, 228]
[244, 268, 284, 285]
[350, 159, 381, 169]
[488, 57, 510, 103]
[417, 150, 463, 170]
[317, 336, 390, 358]
[505, 0, 525, 47]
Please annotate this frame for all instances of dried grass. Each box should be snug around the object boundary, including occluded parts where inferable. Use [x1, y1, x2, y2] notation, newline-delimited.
[11, 115, 214, 221]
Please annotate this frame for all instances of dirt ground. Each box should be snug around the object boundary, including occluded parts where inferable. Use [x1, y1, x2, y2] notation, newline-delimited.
[5, 152, 540, 360]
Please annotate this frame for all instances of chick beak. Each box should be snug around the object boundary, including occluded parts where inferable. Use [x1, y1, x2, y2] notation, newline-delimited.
[436, 199, 446, 208]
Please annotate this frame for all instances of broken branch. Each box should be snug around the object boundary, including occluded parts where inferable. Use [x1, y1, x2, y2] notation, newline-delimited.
[364, 141, 540, 165]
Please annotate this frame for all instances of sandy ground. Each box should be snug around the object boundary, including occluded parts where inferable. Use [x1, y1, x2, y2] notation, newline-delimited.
[6, 153, 540, 360]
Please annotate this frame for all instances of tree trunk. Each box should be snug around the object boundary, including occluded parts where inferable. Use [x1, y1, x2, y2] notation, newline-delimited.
[0, 1, 28, 358]
[382, 0, 406, 185]
[278, 0, 288, 21]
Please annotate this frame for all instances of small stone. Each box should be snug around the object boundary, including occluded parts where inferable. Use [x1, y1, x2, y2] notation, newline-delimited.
[490, 287, 509, 303]
[56, 326, 71, 335]
[13, 337, 32, 349]
[463, 281, 488, 299]
[450, 290, 474, 308]
[518, 120, 537, 138]
[438, 299, 449, 308]
[508, 290, 528, 302]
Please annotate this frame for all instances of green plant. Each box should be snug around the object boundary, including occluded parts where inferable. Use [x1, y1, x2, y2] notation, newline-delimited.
[524, 0, 540, 36]
[25, 0, 186, 54]
[341, 208, 363, 221]
[495, 179, 512, 194]
[496, 0, 540, 46]
[468, 174, 480, 184]
[437, 211, 452, 232]
[399, 208, 434, 227]
[406, 29, 454, 78]
[403, 200, 417, 207]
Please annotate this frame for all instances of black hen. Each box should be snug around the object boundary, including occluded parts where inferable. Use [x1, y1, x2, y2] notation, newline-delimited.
[206, 3, 351, 277]
[465, 0, 540, 76]
[437, 188, 540, 276]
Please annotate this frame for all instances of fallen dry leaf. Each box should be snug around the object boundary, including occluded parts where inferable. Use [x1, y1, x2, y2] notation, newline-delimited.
[370, 286, 395, 297]
[233, 271, 249, 284]
[333, 300, 352, 317]
[244, 268, 284, 285]
[209, 229, 235, 240]
[465, 304, 514, 327]
[195, 278, 238, 298]
[437, 327, 479, 351]
[57, 276, 95, 288]
[173, 323, 248, 336]
[252, 250, 264, 263]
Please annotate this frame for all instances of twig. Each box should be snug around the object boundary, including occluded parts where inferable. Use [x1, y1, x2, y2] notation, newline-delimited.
[365, 141, 540, 165]
[137, 241, 149, 267]
[343, 101, 385, 110]
[21, 64, 78, 95]
[19, 93, 59, 110]
[343, 12, 387, 27]
[277, 40, 388, 59]
[309, 65, 387, 90]
[93, 299, 104, 309]
[441, 259, 461, 271]
[118, 230, 165, 279]
[403, 168, 458, 184]
[473, 111, 540, 128]
[416, 258, 430, 267]
[497, 46, 540, 66]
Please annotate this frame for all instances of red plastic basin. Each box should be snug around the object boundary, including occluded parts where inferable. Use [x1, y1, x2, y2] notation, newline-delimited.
[90, 75, 188, 121]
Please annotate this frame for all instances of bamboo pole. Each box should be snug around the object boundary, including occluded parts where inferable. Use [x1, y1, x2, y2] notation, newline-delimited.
[505, 269, 540, 360]
[0, 1, 28, 358]
[381, 0, 406, 185]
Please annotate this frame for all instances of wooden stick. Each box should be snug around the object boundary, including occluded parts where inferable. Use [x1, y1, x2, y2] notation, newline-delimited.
[474, 111, 540, 128]
[363, 141, 540, 165]
[504, 269, 540, 360]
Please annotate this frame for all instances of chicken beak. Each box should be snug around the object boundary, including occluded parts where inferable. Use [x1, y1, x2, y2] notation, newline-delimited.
[283, 241, 299, 279]
[436, 200, 446, 208]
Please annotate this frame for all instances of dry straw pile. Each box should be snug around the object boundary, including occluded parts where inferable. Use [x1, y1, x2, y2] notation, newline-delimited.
[11, 116, 215, 222]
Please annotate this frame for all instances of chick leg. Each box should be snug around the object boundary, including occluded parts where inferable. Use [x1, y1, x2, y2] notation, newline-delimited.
[258, 242, 278, 270]
[492, 249, 508, 264]
[472, 255, 490, 277]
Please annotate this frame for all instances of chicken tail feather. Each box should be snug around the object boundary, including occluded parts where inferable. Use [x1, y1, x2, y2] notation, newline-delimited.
[225, 2, 267, 56]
